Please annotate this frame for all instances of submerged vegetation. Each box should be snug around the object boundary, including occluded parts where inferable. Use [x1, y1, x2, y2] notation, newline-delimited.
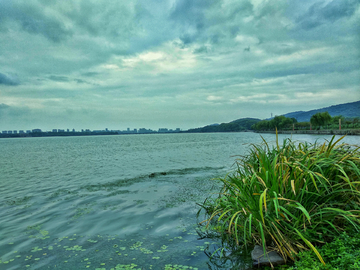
[199, 134, 360, 267]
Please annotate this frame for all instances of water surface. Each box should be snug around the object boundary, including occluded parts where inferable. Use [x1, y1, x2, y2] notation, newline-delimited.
[0, 132, 358, 269]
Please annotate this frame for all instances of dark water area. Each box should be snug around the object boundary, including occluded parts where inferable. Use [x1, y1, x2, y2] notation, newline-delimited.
[1, 133, 358, 270]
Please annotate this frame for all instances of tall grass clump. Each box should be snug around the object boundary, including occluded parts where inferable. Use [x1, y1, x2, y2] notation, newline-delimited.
[200, 135, 360, 265]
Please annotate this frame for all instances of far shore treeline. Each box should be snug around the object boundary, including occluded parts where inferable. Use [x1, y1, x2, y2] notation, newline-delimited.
[251, 113, 360, 131]
[185, 113, 360, 133]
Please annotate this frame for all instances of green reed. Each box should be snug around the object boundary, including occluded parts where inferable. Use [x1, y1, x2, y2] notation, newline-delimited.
[199, 134, 360, 265]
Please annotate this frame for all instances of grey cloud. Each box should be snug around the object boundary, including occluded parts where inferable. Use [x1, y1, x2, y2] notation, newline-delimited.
[0, 1, 72, 42]
[0, 103, 30, 120]
[82, 72, 101, 77]
[168, 0, 288, 49]
[48, 75, 70, 82]
[170, 0, 217, 44]
[75, 79, 86, 84]
[0, 72, 20, 85]
[0, 103, 11, 109]
[296, 0, 359, 30]
[62, 1, 137, 38]
[193, 45, 209, 54]
[0, 0, 358, 130]
[48, 75, 92, 85]
[170, 0, 214, 27]
[321, 0, 358, 22]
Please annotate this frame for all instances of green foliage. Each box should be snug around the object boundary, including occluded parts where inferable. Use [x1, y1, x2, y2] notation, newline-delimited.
[332, 115, 345, 125]
[252, 116, 296, 131]
[199, 135, 360, 264]
[286, 232, 360, 269]
[187, 118, 261, 133]
[310, 112, 332, 128]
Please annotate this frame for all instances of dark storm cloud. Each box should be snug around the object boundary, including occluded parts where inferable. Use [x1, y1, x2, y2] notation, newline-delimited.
[0, 72, 20, 85]
[0, 0, 72, 42]
[296, 0, 359, 30]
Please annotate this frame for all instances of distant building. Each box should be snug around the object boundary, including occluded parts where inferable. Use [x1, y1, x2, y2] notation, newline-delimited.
[52, 129, 57, 132]
[26, 130, 31, 133]
[8, 130, 13, 134]
[2, 131, 7, 134]
[19, 130, 24, 134]
[158, 128, 168, 133]
[32, 129, 42, 133]
[72, 129, 75, 132]
[13, 130, 18, 134]
[67, 129, 70, 132]
[138, 128, 153, 134]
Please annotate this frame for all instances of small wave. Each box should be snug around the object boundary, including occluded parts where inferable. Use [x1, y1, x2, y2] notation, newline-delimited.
[151, 166, 225, 177]
[81, 166, 225, 193]
[4, 196, 32, 206]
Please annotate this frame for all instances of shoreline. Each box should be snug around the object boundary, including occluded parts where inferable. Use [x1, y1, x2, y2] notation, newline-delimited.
[255, 129, 360, 136]
[1, 129, 360, 139]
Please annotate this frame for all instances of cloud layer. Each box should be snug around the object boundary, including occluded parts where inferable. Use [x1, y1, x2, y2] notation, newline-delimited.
[0, 0, 359, 130]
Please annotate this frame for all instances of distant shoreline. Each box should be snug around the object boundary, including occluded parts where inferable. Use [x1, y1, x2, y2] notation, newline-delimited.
[1, 129, 359, 139]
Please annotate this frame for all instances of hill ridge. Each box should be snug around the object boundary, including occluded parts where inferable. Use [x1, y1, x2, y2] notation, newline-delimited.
[282, 100, 360, 122]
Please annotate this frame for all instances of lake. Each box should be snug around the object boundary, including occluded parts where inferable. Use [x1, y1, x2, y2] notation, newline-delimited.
[1, 132, 358, 270]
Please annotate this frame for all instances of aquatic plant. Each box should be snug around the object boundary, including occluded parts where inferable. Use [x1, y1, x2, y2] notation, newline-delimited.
[199, 134, 360, 265]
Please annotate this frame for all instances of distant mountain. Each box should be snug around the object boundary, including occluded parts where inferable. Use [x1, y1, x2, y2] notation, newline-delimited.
[186, 118, 261, 133]
[282, 101, 360, 122]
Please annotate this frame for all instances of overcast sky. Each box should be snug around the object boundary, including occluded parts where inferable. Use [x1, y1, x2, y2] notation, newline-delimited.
[0, 0, 359, 131]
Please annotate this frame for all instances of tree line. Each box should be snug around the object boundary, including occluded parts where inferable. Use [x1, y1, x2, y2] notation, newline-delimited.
[251, 112, 360, 131]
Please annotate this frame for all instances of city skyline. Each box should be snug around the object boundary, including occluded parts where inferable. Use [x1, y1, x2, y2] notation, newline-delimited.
[1, 126, 182, 135]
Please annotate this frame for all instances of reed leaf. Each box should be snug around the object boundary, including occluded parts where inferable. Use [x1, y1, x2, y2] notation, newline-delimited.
[199, 135, 360, 265]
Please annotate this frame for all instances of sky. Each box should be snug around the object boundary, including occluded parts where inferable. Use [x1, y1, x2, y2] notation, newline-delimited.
[0, 0, 359, 131]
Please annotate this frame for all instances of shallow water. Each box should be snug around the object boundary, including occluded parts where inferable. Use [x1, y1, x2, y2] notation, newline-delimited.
[0, 132, 358, 270]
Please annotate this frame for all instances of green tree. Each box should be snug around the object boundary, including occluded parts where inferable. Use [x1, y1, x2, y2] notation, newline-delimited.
[280, 117, 293, 129]
[310, 112, 332, 129]
[322, 112, 332, 128]
[252, 120, 270, 131]
[291, 118, 298, 124]
[353, 117, 360, 128]
[295, 122, 310, 130]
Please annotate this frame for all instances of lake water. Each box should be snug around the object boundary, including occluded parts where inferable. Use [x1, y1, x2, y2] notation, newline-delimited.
[1, 132, 358, 270]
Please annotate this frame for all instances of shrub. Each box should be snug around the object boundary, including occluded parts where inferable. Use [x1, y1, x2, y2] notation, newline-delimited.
[199, 134, 360, 266]
[286, 231, 360, 269]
